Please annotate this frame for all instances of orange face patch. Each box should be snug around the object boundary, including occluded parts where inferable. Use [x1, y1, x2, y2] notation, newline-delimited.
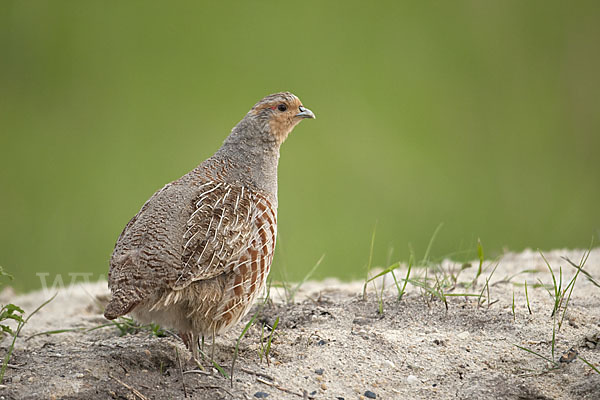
[252, 94, 306, 144]
[272, 102, 304, 139]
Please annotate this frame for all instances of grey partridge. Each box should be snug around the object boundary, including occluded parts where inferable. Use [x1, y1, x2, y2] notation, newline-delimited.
[104, 92, 315, 359]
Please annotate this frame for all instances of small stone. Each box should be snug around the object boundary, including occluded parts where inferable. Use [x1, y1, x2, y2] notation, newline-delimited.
[457, 331, 470, 340]
[364, 390, 377, 399]
[144, 349, 151, 356]
[320, 383, 327, 390]
[383, 360, 396, 369]
[353, 317, 370, 325]
[586, 333, 599, 343]
[568, 320, 579, 329]
[315, 368, 324, 375]
[353, 328, 368, 335]
[74, 373, 84, 379]
[254, 392, 269, 398]
[559, 347, 578, 363]
[407, 375, 419, 385]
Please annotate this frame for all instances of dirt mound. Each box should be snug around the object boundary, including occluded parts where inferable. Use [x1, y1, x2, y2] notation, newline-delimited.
[1, 248, 599, 399]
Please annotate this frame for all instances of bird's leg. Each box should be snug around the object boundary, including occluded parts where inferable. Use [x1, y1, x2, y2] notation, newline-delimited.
[191, 332, 200, 363]
[197, 336, 203, 361]
[191, 333, 207, 371]
[211, 326, 216, 362]
[179, 331, 205, 369]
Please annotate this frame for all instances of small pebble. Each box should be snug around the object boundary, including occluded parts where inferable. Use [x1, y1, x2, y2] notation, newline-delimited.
[364, 390, 377, 399]
[320, 383, 327, 390]
[407, 375, 419, 385]
[585, 333, 599, 344]
[315, 368, 324, 375]
[353, 317, 370, 325]
[353, 328, 368, 336]
[383, 360, 396, 369]
[457, 331, 470, 340]
[254, 392, 269, 398]
[74, 373, 84, 379]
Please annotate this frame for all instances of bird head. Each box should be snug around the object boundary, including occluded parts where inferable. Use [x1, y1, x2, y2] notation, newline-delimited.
[249, 92, 316, 145]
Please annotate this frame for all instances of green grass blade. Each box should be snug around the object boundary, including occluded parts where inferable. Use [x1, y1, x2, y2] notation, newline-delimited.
[539, 250, 560, 316]
[578, 355, 600, 375]
[422, 223, 444, 265]
[514, 344, 559, 367]
[551, 317, 557, 362]
[1, 293, 57, 383]
[476, 238, 484, 280]
[557, 248, 590, 331]
[363, 225, 377, 300]
[363, 262, 400, 296]
[25, 292, 58, 324]
[26, 327, 84, 340]
[398, 256, 413, 300]
[524, 281, 532, 314]
[289, 253, 325, 303]
[561, 243, 598, 288]
[230, 303, 264, 386]
[212, 358, 229, 378]
[264, 316, 279, 365]
[511, 291, 515, 321]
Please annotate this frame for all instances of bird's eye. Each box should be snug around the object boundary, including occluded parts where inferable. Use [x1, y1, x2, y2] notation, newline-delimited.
[277, 103, 287, 112]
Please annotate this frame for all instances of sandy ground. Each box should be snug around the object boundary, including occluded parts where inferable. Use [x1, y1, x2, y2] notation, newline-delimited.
[1, 248, 599, 400]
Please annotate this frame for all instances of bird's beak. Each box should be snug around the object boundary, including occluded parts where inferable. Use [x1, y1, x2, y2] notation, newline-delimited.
[296, 106, 316, 119]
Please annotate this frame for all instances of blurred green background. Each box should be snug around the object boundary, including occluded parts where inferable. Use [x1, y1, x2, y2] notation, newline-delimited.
[1, 1, 599, 292]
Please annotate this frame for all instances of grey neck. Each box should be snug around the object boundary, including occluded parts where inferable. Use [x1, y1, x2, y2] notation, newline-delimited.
[210, 115, 281, 199]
